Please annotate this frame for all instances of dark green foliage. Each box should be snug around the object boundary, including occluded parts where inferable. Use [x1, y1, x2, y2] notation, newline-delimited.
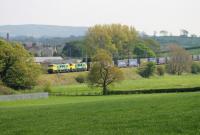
[191, 62, 200, 74]
[75, 74, 87, 83]
[109, 87, 200, 95]
[156, 65, 165, 76]
[62, 40, 85, 58]
[134, 42, 156, 58]
[0, 40, 41, 90]
[138, 62, 156, 78]
[2, 60, 41, 90]
[143, 38, 160, 54]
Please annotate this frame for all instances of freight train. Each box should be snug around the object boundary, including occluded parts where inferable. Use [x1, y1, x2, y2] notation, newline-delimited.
[48, 55, 200, 73]
[117, 55, 199, 67]
[117, 57, 167, 67]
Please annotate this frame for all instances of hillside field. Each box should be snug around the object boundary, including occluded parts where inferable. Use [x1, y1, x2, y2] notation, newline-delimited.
[32, 68, 200, 95]
[0, 92, 200, 135]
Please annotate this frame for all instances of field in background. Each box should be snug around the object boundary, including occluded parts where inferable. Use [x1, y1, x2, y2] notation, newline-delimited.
[0, 92, 199, 135]
[37, 71, 89, 86]
[188, 48, 200, 55]
[32, 67, 200, 95]
[45, 74, 200, 95]
[2, 67, 200, 95]
[38, 68, 139, 86]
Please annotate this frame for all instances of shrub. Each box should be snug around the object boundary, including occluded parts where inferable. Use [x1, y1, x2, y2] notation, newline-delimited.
[2, 62, 41, 90]
[0, 82, 16, 95]
[156, 65, 165, 76]
[75, 74, 87, 83]
[191, 62, 200, 74]
[43, 82, 52, 93]
[0, 40, 42, 90]
[138, 62, 156, 78]
[167, 44, 192, 75]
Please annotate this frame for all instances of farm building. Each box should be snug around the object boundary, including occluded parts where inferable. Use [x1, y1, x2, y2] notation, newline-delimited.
[34, 57, 63, 64]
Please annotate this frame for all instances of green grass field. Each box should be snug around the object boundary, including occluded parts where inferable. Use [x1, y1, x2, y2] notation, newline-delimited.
[0, 92, 200, 135]
[188, 48, 200, 55]
[112, 74, 200, 90]
[39, 74, 200, 95]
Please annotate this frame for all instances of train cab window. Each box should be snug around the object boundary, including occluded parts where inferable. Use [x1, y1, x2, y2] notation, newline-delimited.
[48, 65, 54, 67]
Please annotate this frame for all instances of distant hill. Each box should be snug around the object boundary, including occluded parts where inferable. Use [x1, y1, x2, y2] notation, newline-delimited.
[0, 24, 88, 38]
[1, 25, 200, 50]
[154, 36, 200, 49]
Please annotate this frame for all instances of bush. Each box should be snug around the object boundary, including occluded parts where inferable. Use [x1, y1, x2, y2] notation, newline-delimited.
[0, 85, 16, 95]
[75, 74, 87, 83]
[0, 40, 42, 90]
[156, 65, 165, 76]
[43, 82, 52, 93]
[138, 62, 156, 78]
[191, 62, 200, 74]
[2, 62, 41, 90]
[167, 44, 192, 75]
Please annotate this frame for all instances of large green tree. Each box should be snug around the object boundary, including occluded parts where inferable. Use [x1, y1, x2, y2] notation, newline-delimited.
[133, 41, 156, 58]
[167, 44, 192, 75]
[88, 49, 123, 95]
[85, 24, 138, 58]
[0, 40, 41, 89]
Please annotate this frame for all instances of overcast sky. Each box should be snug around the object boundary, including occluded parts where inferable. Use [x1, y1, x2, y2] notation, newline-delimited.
[1, 0, 200, 35]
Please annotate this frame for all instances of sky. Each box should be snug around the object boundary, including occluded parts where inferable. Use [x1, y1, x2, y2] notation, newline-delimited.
[1, 0, 200, 35]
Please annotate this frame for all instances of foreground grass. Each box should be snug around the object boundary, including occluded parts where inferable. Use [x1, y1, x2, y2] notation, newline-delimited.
[0, 92, 200, 135]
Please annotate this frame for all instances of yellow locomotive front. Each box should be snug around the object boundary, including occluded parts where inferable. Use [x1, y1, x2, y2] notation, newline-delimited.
[48, 64, 57, 73]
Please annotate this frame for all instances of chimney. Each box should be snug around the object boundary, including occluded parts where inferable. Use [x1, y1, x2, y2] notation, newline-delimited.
[6, 33, 9, 41]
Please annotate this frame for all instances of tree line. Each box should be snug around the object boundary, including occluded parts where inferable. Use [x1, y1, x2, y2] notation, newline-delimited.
[62, 24, 160, 59]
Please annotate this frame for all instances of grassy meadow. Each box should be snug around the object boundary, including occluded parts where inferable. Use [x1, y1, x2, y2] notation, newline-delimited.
[0, 92, 200, 135]
[188, 48, 200, 55]
[30, 67, 200, 95]
[1, 67, 200, 135]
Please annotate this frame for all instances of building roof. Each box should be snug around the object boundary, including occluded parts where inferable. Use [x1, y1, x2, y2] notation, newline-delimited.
[34, 57, 63, 63]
